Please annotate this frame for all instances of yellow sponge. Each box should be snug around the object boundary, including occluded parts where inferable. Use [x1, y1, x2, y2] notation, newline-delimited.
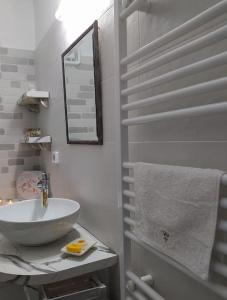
[66, 243, 82, 253]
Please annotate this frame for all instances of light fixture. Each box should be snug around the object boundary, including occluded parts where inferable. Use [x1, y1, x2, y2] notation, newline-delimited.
[55, 0, 111, 42]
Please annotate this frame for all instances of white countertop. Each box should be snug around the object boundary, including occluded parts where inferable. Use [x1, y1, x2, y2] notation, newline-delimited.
[0, 223, 118, 286]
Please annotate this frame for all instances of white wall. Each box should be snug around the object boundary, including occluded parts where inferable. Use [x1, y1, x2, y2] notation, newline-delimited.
[33, 0, 61, 47]
[0, 0, 35, 50]
[34, 3, 120, 299]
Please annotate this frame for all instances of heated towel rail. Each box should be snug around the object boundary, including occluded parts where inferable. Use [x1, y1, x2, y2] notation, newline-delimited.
[114, 0, 227, 299]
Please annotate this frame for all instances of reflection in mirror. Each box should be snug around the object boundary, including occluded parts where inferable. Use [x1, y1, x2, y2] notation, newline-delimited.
[62, 21, 103, 144]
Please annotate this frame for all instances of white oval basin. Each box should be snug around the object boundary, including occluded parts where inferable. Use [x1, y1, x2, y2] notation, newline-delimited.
[0, 198, 80, 246]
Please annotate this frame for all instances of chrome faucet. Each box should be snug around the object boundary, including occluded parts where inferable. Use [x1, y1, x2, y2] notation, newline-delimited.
[37, 172, 49, 207]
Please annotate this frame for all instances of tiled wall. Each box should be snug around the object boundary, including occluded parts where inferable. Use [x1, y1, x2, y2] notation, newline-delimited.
[0, 47, 40, 199]
[65, 55, 97, 141]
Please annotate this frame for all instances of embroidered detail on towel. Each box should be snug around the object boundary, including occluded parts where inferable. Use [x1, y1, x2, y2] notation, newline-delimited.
[161, 230, 170, 242]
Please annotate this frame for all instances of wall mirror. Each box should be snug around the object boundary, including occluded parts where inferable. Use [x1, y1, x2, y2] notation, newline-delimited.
[62, 21, 103, 144]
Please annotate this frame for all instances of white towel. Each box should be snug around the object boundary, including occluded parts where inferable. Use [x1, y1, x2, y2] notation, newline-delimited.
[134, 163, 223, 280]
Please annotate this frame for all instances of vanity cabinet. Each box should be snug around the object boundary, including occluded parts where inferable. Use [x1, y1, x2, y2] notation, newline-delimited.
[42, 275, 107, 300]
[0, 224, 117, 300]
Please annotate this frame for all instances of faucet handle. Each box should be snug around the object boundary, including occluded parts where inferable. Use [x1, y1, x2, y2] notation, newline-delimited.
[39, 172, 48, 181]
[42, 172, 48, 179]
[37, 172, 48, 187]
[37, 182, 43, 189]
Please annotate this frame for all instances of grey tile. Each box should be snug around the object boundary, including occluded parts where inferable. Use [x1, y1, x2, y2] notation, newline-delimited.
[27, 74, 36, 81]
[14, 113, 23, 119]
[7, 48, 34, 59]
[11, 81, 21, 88]
[29, 59, 35, 65]
[10, 180, 16, 188]
[90, 79, 94, 85]
[68, 113, 81, 119]
[1, 166, 8, 173]
[0, 144, 15, 150]
[0, 56, 29, 65]
[80, 56, 93, 64]
[8, 159, 24, 166]
[34, 150, 41, 156]
[35, 150, 41, 156]
[0, 73, 1, 79]
[0, 48, 8, 55]
[68, 127, 88, 133]
[0, 97, 2, 103]
[77, 92, 94, 99]
[1, 64, 18, 72]
[76, 63, 93, 71]
[8, 150, 40, 158]
[0, 112, 23, 119]
[33, 165, 41, 171]
[80, 85, 95, 92]
[0, 105, 4, 111]
[67, 99, 86, 105]
[0, 128, 5, 135]
[83, 113, 96, 119]
[88, 127, 95, 132]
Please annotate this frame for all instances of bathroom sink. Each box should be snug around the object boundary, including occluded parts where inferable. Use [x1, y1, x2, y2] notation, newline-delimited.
[0, 198, 80, 246]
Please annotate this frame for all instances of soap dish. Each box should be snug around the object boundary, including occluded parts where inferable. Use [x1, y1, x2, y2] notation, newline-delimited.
[61, 235, 96, 257]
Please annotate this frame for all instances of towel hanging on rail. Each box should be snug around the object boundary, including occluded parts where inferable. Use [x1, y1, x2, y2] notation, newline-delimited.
[134, 163, 223, 280]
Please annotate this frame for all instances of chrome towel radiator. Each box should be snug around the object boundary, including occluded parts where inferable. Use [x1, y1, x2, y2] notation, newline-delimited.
[114, 0, 227, 299]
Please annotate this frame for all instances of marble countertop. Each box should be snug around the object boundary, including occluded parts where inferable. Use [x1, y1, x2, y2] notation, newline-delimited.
[0, 223, 118, 286]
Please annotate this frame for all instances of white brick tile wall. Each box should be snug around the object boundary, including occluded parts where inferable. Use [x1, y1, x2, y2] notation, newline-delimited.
[0, 47, 40, 199]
